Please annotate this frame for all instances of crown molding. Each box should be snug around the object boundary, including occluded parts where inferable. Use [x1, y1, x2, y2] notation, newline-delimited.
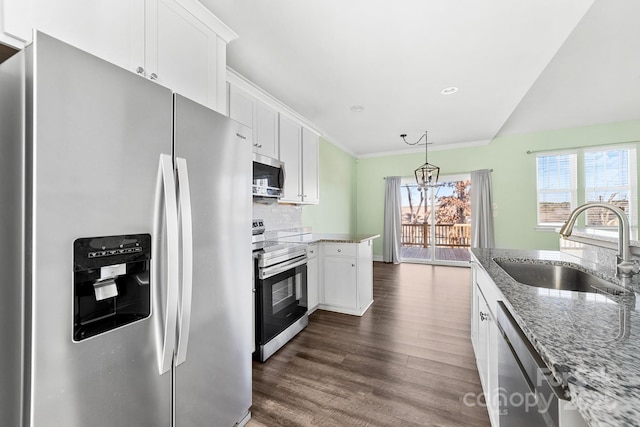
[179, 0, 238, 43]
[226, 67, 322, 133]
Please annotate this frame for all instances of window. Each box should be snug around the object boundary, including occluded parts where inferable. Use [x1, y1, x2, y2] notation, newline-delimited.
[536, 146, 637, 229]
[584, 148, 637, 227]
[536, 152, 577, 225]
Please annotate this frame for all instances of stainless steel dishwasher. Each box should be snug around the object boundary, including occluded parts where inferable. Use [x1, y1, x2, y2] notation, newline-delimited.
[497, 302, 587, 427]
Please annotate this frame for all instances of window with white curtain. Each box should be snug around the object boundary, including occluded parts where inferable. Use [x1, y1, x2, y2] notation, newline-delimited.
[536, 146, 637, 229]
[536, 152, 577, 225]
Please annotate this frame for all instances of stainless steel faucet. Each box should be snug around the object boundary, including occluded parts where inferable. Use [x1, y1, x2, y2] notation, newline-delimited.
[559, 202, 639, 279]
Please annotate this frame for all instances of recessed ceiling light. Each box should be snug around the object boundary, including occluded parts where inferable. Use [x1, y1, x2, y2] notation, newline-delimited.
[350, 105, 365, 112]
[440, 86, 458, 95]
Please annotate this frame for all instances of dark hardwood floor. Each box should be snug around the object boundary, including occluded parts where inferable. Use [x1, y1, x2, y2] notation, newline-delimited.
[247, 262, 490, 427]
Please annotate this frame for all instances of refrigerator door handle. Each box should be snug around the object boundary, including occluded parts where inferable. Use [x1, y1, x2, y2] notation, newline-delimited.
[175, 157, 193, 366]
[154, 153, 180, 375]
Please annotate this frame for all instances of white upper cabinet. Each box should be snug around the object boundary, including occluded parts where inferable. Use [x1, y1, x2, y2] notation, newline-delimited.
[3, 0, 236, 112]
[301, 127, 319, 204]
[29, 0, 144, 68]
[228, 72, 321, 204]
[228, 83, 279, 158]
[278, 115, 319, 205]
[278, 114, 302, 202]
[253, 100, 279, 159]
[1, 0, 33, 48]
[145, 0, 229, 111]
[228, 83, 254, 129]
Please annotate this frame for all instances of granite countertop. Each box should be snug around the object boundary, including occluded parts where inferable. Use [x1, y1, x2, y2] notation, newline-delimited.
[306, 233, 380, 244]
[267, 228, 380, 244]
[471, 248, 640, 427]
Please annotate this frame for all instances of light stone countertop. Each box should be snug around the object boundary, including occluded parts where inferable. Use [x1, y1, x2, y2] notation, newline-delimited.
[471, 248, 640, 427]
[266, 228, 379, 244]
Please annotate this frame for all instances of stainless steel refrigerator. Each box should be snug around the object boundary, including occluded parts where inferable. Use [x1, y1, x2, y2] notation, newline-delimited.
[0, 32, 252, 427]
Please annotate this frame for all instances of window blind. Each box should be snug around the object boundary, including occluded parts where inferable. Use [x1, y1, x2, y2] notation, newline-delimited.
[536, 153, 578, 225]
[584, 147, 637, 227]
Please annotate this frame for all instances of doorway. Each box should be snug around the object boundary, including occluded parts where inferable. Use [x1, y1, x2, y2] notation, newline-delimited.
[400, 174, 471, 265]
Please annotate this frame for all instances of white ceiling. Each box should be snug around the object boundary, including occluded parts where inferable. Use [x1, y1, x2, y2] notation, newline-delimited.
[201, 1, 639, 157]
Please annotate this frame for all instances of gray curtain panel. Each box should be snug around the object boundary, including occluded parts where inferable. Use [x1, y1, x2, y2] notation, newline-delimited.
[383, 176, 402, 263]
[470, 169, 495, 248]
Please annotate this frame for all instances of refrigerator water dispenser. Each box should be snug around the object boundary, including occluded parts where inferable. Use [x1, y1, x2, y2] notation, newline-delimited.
[73, 234, 151, 341]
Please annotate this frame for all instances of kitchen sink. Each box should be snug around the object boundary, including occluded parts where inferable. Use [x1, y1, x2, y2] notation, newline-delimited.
[494, 259, 628, 295]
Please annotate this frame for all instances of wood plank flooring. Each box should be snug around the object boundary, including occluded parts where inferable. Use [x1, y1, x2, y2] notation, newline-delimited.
[247, 262, 490, 427]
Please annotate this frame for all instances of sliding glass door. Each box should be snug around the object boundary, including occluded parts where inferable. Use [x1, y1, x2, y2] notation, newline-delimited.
[400, 174, 471, 265]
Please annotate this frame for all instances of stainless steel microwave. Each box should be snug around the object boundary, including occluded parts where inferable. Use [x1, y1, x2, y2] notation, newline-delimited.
[253, 153, 285, 199]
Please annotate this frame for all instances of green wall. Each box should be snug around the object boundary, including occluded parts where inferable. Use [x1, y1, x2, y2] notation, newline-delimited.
[301, 121, 640, 257]
[302, 137, 357, 233]
[356, 120, 640, 257]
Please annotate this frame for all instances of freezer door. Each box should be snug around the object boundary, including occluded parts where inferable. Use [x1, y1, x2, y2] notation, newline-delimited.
[173, 95, 253, 426]
[0, 49, 26, 427]
[28, 33, 173, 427]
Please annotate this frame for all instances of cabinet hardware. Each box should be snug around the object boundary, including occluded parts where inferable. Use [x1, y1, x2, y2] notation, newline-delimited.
[337, 249, 341, 252]
[150, 73, 158, 80]
[480, 312, 489, 321]
[136, 66, 144, 74]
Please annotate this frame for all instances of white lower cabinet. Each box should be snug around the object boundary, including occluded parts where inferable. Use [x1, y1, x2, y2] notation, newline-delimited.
[319, 241, 373, 316]
[471, 261, 501, 427]
[306, 244, 319, 313]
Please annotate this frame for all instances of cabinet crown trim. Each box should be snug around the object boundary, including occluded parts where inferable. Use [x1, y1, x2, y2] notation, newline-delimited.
[179, 0, 238, 42]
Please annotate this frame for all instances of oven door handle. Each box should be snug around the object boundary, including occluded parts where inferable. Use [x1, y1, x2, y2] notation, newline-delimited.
[259, 257, 307, 280]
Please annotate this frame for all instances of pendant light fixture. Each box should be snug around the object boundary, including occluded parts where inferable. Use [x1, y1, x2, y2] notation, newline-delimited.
[400, 131, 440, 188]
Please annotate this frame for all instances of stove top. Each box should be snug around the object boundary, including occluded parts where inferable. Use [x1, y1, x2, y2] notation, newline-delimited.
[252, 218, 307, 266]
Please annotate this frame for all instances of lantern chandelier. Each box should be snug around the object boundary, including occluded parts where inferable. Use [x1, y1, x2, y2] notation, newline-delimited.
[400, 131, 440, 188]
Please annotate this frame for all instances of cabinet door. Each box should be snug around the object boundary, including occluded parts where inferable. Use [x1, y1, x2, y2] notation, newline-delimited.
[301, 127, 319, 204]
[306, 256, 319, 312]
[146, 0, 220, 110]
[254, 100, 278, 158]
[32, 0, 144, 71]
[475, 286, 490, 388]
[278, 114, 301, 202]
[1, 0, 32, 46]
[228, 84, 254, 129]
[323, 257, 357, 309]
[357, 241, 373, 310]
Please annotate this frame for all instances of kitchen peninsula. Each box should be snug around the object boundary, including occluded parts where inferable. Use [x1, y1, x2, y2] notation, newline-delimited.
[274, 229, 379, 316]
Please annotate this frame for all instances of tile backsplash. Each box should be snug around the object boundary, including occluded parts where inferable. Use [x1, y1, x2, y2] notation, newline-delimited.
[253, 201, 303, 231]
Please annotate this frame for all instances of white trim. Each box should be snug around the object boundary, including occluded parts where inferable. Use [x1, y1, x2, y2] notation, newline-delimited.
[227, 67, 323, 136]
[373, 255, 384, 262]
[0, 32, 24, 49]
[177, 0, 238, 43]
[534, 226, 562, 232]
[357, 139, 492, 159]
[227, 67, 364, 158]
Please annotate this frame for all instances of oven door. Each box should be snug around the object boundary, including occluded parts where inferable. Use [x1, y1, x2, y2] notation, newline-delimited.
[256, 259, 307, 346]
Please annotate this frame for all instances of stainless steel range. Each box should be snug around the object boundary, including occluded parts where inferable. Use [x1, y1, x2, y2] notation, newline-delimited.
[252, 219, 308, 362]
